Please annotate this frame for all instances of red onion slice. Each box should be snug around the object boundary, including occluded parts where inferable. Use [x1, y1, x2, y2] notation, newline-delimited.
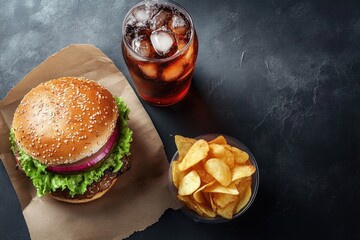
[47, 126, 119, 173]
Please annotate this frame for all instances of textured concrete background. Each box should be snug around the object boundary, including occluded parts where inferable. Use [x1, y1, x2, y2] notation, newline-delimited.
[1, 0, 360, 239]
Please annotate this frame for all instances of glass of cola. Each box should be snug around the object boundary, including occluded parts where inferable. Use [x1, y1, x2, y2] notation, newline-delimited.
[122, 0, 198, 106]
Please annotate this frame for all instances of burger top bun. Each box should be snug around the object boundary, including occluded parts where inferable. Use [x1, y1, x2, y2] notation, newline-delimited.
[12, 77, 118, 165]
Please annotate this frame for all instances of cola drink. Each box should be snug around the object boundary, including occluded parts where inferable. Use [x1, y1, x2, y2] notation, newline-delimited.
[122, 0, 198, 106]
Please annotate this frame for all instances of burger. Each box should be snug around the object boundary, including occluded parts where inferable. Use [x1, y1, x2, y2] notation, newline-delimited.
[9, 77, 133, 203]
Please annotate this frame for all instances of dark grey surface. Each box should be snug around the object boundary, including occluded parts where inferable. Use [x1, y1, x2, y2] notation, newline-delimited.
[1, 0, 360, 239]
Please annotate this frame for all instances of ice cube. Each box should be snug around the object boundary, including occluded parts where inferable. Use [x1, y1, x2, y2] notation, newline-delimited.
[168, 14, 190, 36]
[135, 26, 152, 38]
[143, 1, 159, 19]
[125, 13, 137, 26]
[139, 63, 158, 79]
[132, 36, 155, 58]
[150, 30, 177, 57]
[162, 60, 184, 81]
[177, 40, 187, 51]
[182, 43, 195, 66]
[133, 6, 151, 23]
[151, 9, 172, 30]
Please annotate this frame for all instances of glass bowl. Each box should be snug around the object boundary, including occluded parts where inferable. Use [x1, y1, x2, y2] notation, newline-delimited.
[168, 134, 259, 223]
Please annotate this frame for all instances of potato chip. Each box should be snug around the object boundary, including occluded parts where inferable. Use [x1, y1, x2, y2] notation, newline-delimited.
[196, 168, 215, 183]
[203, 181, 239, 195]
[231, 165, 256, 181]
[204, 158, 232, 186]
[216, 199, 238, 219]
[178, 139, 209, 171]
[177, 195, 203, 216]
[192, 189, 206, 204]
[197, 202, 217, 218]
[235, 185, 252, 213]
[229, 146, 249, 164]
[209, 193, 217, 212]
[186, 137, 197, 144]
[209, 143, 235, 168]
[178, 170, 201, 195]
[178, 195, 217, 218]
[202, 191, 211, 205]
[175, 135, 195, 161]
[213, 193, 238, 208]
[209, 135, 227, 145]
[171, 160, 187, 188]
[193, 181, 215, 203]
[236, 176, 252, 192]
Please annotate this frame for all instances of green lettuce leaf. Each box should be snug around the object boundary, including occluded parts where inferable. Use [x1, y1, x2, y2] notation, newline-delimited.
[10, 96, 133, 197]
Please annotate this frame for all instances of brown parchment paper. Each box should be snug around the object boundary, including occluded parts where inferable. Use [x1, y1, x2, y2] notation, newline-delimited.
[0, 44, 179, 240]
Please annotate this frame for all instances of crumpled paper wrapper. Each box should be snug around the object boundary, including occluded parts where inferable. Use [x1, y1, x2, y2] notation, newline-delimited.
[0, 44, 179, 240]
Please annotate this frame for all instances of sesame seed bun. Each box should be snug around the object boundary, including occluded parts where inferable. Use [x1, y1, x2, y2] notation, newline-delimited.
[12, 77, 118, 165]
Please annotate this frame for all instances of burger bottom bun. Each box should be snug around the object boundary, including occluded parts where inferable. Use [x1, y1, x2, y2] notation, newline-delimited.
[49, 178, 118, 204]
